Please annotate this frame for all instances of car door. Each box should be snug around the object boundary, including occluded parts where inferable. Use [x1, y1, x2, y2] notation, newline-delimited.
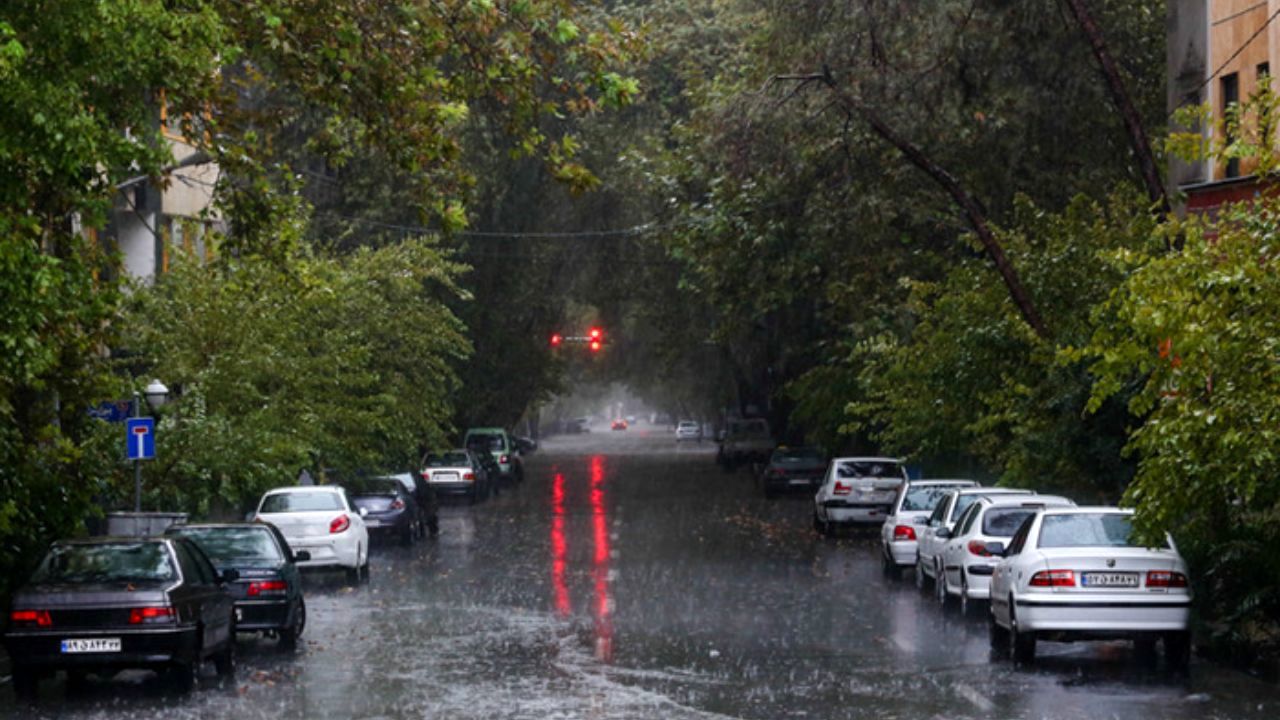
[172, 539, 232, 652]
[919, 494, 953, 568]
[943, 503, 982, 589]
[991, 514, 1035, 624]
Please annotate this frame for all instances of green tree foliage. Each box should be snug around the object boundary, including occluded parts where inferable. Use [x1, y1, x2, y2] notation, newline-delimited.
[125, 239, 469, 517]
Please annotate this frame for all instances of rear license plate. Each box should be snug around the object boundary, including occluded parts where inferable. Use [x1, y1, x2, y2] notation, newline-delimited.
[1082, 572, 1139, 588]
[61, 638, 121, 653]
[435, 473, 458, 482]
[789, 479, 811, 486]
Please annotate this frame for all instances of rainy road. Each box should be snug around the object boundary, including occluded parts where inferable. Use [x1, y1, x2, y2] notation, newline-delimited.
[3, 428, 1279, 719]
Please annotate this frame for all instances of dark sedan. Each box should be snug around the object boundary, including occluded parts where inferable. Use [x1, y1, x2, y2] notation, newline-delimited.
[347, 477, 420, 545]
[760, 447, 828, 498]
[3, 537, 237, 699]
[166, 523, 307, 650]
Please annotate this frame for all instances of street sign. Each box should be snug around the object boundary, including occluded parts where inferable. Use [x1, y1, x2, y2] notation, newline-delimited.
[126, 418, 155, 460]
[89, 400, 134, 423]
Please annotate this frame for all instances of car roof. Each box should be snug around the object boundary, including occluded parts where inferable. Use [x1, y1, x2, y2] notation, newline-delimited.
[464, 427, 506, 434]
[55, 536, 172, 545]
[1040, 505, 1131, 515]
[953, 487, 1029, 496]
[979, 494, 1074, 508]
[264, 485, 343, 494]
[906, 479, 978, 487]
[831, 456, 902, 463]
[169, 522, 267, 531]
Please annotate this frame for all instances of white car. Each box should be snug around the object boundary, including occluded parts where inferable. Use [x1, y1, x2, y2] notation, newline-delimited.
[676, 420, 702, 441]
[254, 486, 370, 583]
[937, 495, 1075, 615]
[915, 487, 1035, 589]
[879, 479, 979, 573]
[989, 507, 1192, 667]
[813, 457, 908, 535]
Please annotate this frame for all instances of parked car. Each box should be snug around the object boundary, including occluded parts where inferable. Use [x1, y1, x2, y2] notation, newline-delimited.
[346, 477, 421, 546]
[760, 446, 827, 497]
[936, 495, 1076, 615]
[382, 472, 440, 538]
[879, 479, 979, 573]
[567, 417, 591, 434]
[610, 418, 628, 431]
[166, 523, 307, 649]
[422, 449, 493, 504]
[253, 486, 370, 584]
[717, 417, 775, 470]
[463, 427, 523, 483]
[675, 420, 702, 441]
[515, 436, 538, 453]
[915, 487, 1035, 589]
[3, 537, 237, 699]
[989, 507, 1192, 667]
[812, 457, 909, 535]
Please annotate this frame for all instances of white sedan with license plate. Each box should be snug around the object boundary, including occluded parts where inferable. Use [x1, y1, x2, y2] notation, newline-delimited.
[988, 507, 1193, 667]
[813, 457, 908, 536]
[254, 486, 369, 583]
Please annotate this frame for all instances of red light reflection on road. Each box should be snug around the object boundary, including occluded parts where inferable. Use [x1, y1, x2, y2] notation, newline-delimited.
[590, 455, 613, 662]
[551, 470, 570, 617]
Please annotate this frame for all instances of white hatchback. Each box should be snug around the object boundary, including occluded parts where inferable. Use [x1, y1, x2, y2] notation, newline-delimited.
[879, 479, 979, 572]
[989, 507, 1192, 667]
[936, 495, 1075, 615]
[254, 486, 370, 583]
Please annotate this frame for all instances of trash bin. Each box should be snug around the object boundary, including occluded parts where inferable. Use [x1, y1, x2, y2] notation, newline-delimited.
[104, 512, 189, 537]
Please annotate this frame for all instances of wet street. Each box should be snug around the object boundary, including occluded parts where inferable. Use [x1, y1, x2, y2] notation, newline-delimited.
[3, 429, 1278, 719]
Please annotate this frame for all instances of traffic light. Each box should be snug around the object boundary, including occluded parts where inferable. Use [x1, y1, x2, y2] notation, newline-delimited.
[590, 339, 602, 352]
[550, 333, 563, 347]
[589, 327, 602, 352]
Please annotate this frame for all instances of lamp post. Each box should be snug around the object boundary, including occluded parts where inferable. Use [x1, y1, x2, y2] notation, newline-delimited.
[133, 379, 169, 512]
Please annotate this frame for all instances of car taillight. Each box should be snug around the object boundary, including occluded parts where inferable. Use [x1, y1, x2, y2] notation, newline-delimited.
[967, 540, 995, 557]
[893, 525, 917, 541]
[330, 514, 350, 534]
[1147, 571, 1189, 588]
[1029, 570, 1076, 587]
[768, 468, 787, 477]
[129, 606, 176, 625]
[463, 472, 475, 481]
[10, 610, 52, 628]
[833, 482, 851, 496]
[391, 498, 405, 510]
[500, 455, 509, 464]
[247, 580, 288, 597]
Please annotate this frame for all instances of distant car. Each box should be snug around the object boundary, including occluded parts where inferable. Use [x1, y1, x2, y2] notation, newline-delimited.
[812, 457, 908, 535]
[347, 477, 421, 546]
[879, 479, 979, 573]
[915, 487, 1035, 589]
[515, 436, 538, 453]
[625, 415, 637, 424]
[166, 523, 307, 649]
[3, 537, 237, 699]
[675, 420, 702, 441]
[422, 449, 493, 504]
[760, 447, 827, 497]
[382, 472, 440, 538]
[611, 419, 628, 431]
[253, 486, 370, 583]
[463, 427, 523, 483]
[567, 417, 591, 434]
[717, 418, 775, 470]
[989, 507, 1192, 667]
[936, 495, 1076, 615]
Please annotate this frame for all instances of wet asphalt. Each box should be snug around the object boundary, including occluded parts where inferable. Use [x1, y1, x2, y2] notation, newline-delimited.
[3, 427, 1279, 719]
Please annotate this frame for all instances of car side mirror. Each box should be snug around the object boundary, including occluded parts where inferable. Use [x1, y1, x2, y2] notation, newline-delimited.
[294, 550, 311, 562]
[985, 541, 1007, 557]
[219, 569, 240, 583]
[935, 528, 951, 540]
[359, 507, 369, 518]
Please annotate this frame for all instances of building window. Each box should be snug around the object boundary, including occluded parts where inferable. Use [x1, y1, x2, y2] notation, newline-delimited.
[1222, 72, 1240, 178]
[1259, 62, 1271, 81]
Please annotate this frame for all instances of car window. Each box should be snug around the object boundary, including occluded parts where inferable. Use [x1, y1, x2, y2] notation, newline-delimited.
[836, 460, 902, 479]
[261, 491, 344, 513]
[173, 540, 216, 585]
[466, 434, 506, 451]
[956, 504, 981, 535]
[772, 448, 824, 463]
[1006, 516, 1034, 556]
[1037, 513, 1163, 549]
[169, 527, 284, 567]
[982, 508, 1038, 538]
[31, 542, 176, 584]
[347, 478, 401, 497]
[426, 451, 471, 467]
[929, 496, 951, 526]
[901, 485, 961, 513]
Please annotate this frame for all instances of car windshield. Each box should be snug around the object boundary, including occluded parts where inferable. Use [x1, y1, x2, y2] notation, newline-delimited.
[466, 434, 505, 451]
[346, 479, 400, 497]
[260, 491, 344, 513]
[982, 508, 1038, 537]
[954, 491, 1028, 519]
[169, 527, 283, 566]
[837, 461, 901, 479]
[31, 542, 176, 584]
[772, 448, 824, 464]
[901, 485, 964, 512]
[379, 473, 417, 493]
[426, 452, 470, 467]
[1038, 513, 1163, 549]
[679, 422, 698, 429]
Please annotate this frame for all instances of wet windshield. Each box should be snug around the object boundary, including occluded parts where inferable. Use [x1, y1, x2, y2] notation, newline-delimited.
[467, 434, 505, 451]
[426, 452, 471, 467]
[901, 485, 964, 512]
[837, 461, 901, 479]
[982, 508, 1037, 537]
[771, 448, 824, 464]
[261, 491, 344, 513]
[169, 527, 283, 566]
[347, 479, 401, 497]
[31, 542, 176, 584]
[1038, 513, 1164, 548]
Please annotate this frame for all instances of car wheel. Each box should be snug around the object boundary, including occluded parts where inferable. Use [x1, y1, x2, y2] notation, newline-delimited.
[214, 623, 236, 678]
[1134, 636, 1158, 665]
[345, 564, 361, 584]
[359, 553, 371, 583]
[881, 547, 899, 578]
[1009, 604, 1036, 664]
[915, 558, 928, 591]
[400, 523, 414, 547]
[280, 598, 306, 650]
[989, 610, 1010, 655]
[11, 667, 38, 702]
[167, 656, 198, 693]
[1164, 631, 1191, 671]
[936, 563, 953, 607]
[468, 488, 479, 505]
[960, 573, 976, 617]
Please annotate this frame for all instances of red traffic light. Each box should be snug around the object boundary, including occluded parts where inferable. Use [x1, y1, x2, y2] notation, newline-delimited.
[550, 333, 563, 347]
[590, 340, 602, 352]
[589, 327, 602, 341]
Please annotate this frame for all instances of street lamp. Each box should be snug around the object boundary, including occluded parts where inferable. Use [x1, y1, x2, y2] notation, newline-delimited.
[144, 379, 170, 412]
[132, 379, 169, 512]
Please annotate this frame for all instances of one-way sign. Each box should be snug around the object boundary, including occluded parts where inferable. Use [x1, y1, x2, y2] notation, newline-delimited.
[126, 417, 155, 460]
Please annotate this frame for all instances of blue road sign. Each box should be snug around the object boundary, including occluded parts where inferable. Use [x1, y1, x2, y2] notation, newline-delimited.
[90, 400, 135, 423]
[126, 418, 155, 460]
